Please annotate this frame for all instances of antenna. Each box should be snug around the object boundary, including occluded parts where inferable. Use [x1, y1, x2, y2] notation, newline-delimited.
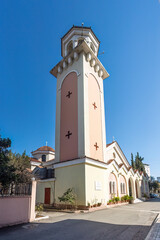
[112, 136, 115, 142]
[46, 141, 48, 146]
[81, 22, 84, 36]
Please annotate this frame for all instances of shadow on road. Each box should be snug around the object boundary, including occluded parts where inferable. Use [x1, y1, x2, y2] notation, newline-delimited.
[0, 218, 151, 240]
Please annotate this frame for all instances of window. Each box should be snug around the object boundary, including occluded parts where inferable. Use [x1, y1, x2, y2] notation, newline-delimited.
[42, 155, 46, 162]
[121, 183, 125, 194]
[90, 42, 95, 53]
[78, 38, 84, 46]
[109, 181, 116, 194]
[67, 41, 73, 55]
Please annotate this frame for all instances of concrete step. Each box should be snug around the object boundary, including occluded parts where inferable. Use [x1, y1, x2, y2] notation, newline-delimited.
[133, 198, 144, 203]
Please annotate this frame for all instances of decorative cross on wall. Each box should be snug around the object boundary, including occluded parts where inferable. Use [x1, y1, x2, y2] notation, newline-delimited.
[94, 142, 99, 150]
[65, 131, 72, 139]
[92, 102, 97, 110]
[66, 91, 72, 98]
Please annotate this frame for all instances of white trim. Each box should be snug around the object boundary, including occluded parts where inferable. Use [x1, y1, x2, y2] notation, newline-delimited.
[38, 178, 56, 183]
[58, 70, 80, 90]
[32, 150, 55, 155]
[54, 157, 108, 170]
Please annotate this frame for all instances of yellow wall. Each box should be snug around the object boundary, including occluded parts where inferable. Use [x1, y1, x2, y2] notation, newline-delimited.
[36, 181, 55, 204]
[55, 164, 86, 205]
[85, 164, 107, 206]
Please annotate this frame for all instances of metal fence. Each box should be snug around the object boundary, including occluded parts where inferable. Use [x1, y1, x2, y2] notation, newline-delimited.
[0, 183, 32, 196]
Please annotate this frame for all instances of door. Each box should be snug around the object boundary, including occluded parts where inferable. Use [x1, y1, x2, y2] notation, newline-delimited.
[44, 188, 51, 204]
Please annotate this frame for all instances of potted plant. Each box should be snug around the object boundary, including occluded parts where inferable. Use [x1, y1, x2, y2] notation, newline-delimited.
[114, 197, 120, 204]
[129, 196, 134, 204]
[107, 200, 112, 205]
[97, 202, 102, 207]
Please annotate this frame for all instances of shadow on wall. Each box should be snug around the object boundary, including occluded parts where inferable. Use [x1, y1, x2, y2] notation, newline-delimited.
[0, 219, 151, 240]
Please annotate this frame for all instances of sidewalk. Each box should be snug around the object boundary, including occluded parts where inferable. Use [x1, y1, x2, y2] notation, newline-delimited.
[145, 214, 160, 240]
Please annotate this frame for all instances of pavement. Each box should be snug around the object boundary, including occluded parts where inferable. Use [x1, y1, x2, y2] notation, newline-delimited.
[145, 212, 160, 240]
[0, 199, 160, 240]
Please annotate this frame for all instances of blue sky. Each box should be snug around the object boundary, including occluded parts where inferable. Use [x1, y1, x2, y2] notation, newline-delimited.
[0, 0, 160, 178]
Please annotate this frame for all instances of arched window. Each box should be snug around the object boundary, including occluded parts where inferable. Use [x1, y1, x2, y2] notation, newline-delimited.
[90, 42, 95, 53]
[42, 155, 46, 162]
[67, 41, 73, 55]
[78, 38, 84, 46]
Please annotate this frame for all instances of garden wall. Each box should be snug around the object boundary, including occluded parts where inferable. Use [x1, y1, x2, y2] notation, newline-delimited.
[0, 181, 36, 228]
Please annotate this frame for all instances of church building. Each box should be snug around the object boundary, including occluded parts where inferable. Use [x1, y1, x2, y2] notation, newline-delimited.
[31, 26, 149, 207]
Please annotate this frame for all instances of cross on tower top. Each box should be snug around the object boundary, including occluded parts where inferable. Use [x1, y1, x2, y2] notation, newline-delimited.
[66, 91, 72, 98]
[94, 142, 99, 151]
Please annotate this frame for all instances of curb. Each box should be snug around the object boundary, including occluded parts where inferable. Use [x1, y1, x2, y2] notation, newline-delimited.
[145, 213, 160, 240]
[35, 216, 49, 221]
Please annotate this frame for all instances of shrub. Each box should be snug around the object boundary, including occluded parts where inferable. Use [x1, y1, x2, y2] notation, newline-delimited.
[123, 195, 130, 201]
[121, 196, 125, 202]
[97, 202, 102, 206]
[35, 203, 44, 212]
[114, 197, 120, 202]
[58, 188, 76, 206]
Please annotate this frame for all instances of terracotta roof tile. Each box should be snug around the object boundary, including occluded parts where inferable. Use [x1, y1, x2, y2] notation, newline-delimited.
[107, 159, 114, 165]
[119, 163, 123, 168]
[106, 142, 114, 148]
[33, 146, 55, 152]
[30, 158, 41, 163]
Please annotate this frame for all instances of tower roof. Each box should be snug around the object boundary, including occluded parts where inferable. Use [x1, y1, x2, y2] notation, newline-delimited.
[61, 25, 100, 43]
[61, 25, 100, 58]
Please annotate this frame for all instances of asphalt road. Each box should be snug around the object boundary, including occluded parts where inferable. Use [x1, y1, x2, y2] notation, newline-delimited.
[1, 199, 160, 240]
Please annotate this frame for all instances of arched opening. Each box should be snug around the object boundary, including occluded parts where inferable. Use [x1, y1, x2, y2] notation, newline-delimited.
[67, 41, 73, 55]
[109, 172, 118, 199]
[90, 42, 95, 53]
[42, 155, 46, 162]
[77, 38, 84, 46]
[135, 179, 140, 198]
[141, 180, 144, 196]
[128, 178, 134, 197]
[119, 175, 127, 198]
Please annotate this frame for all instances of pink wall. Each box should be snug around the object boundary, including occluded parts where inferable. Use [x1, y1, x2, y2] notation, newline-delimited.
[0, 196, 30, 228]
[88, 74, 103, 161]
[0, 181, 36, 228]
[60, 72, 78, 162]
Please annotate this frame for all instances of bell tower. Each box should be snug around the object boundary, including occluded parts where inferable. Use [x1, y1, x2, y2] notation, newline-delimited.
[51, 26, 109, 163]
[50, 26, 109, 206]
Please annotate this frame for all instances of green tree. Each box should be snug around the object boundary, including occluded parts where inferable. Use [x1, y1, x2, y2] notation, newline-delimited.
[0, 136, 16, 193]
[134, 152, 146, 173]
[149, 181, 159, 192]
[8, 150, 31, 184]
[0, 135, 32, 195]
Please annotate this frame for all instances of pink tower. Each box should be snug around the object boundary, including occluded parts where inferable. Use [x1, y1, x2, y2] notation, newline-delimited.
[50, 26, 109, 206]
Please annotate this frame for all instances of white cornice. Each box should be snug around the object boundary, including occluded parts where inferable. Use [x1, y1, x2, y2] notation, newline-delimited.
[38, 178, 56, 183]
[54, 157, 108, 170]
[50, 41, 109, 80]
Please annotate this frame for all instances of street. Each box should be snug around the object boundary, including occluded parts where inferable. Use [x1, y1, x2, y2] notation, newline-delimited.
[1, 199, 160, 240]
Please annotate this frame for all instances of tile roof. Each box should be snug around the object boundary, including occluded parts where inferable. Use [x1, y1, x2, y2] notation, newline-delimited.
[106, 142, 114, 148]
[34, 146, 55, 152]
[30, 158, 41, 163]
